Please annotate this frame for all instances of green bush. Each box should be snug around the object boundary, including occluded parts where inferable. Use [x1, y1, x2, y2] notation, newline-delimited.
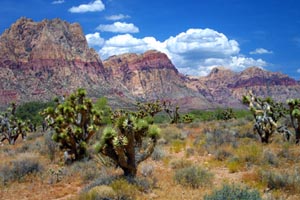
[16, 101, 55, 126]
[173, 166, 213, 188]
[204, 184, 262, 200]
[80, 185, 117, 200]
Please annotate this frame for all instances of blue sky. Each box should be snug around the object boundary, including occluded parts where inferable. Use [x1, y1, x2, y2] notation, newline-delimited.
[1, 0, 300, 79]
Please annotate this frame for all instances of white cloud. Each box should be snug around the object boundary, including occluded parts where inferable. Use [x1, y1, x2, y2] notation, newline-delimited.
[86, 32, 105, 47]
[166, 29, 240, 57]
[69, 0, 105, 13]
[250, 48, 273, 55]
[96, 22, 139, 33]
[52, 0, 64, 4]
[88, 28, 267, 76]
[105, 14, 130, 21]
[99, 34, 148, 58]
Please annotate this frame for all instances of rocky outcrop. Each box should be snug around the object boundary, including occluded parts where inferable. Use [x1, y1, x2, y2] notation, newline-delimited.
[0, 17, 128, 107]
[103, 50, 212, 109]
[1, 17, 300, 110]
[187, 66, 300, 107]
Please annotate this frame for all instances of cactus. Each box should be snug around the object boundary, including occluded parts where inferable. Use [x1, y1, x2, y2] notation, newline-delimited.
[42, 89, 103, 162]
[287, 99, 300, 143]
[0, 103, 28, 145]
[182, 113, 194, 123]
[215, 108, 236, 121]
[95, 111, 160, 177]
[242, 91, 288, 143]
[162, 101, 180, 124]
[136, 100, 162, 118]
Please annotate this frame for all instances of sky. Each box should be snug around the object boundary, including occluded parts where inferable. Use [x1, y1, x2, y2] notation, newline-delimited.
[1, 0, 300, 79]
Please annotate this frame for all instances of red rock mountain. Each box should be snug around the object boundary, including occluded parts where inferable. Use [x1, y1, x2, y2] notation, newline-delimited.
[1, 17, 300, 109]
[188, 66, 300, 107]
[103, 50, 212, 109]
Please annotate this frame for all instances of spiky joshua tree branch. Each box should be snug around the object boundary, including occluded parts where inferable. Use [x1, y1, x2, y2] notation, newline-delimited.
[95, 108, 160, 177]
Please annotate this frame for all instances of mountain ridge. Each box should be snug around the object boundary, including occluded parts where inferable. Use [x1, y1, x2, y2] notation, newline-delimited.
[0, 17, 300, 109]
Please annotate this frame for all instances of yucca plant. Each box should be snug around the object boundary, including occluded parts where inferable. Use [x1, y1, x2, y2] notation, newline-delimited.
[287, 98, 300, 143]
[95, 111, 160, 177]
[242, 91, 288, 143]
[0, 103, 28, 145]
[42, 89, 103, 162]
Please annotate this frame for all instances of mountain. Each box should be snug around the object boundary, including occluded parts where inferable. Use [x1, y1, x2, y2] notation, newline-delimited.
[0, 17, 136, 108]
[187, 66, 300, 107]
[0, 17, 300, 110]
[103, 50, 212, 109]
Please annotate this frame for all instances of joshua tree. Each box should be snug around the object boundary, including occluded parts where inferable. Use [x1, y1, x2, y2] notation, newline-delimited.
[215, 108, 236, 121]
[182, 113, 194, 123]
[242, 91, 289, 143]
[95, 111, 160, 177]
[42, 89, 103, 162]
[162, 101, 180, 124]
[136, 100, 162, 118]
[0, 103, 28, 145]
[287, 99, 300, 144]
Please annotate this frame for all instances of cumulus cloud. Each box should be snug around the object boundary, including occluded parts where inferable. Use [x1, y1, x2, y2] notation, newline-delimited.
[87, 28, 267, 76]
[69, 0, 105, 13]
[166, 29, 239, 57]
[96, 22, 139, 33]
[250, 48, 273, 55]
[86, 32, 105, 47]
[52, 0, 64, 4]
[105, 14, 130, 21]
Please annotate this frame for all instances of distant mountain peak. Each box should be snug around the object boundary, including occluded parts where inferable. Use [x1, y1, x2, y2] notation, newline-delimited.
[0, 18, 300, 109]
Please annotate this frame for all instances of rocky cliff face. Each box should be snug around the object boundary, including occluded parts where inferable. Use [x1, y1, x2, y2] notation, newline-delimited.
[187, 66, 300, 107]
[103, 50, 212, 109]
[0, 17, 120, 106]
[1, 17, 299, 110]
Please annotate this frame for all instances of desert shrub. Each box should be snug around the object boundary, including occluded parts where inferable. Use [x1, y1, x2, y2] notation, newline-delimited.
[226, 157, 244, 173]
[259, 168, 300, 193]
[260, 170, 289, 190]
[151, 146, 166, 161]
[204, 128, 238, 153]
[140, 164, 154, 177]
[263, 150, 279, 166]
[185, 147, 195, 157]
[43, 131, 58, 162]
[70, 160, 102, 182]
[48, 167, 67, 184]
[213, 148, 233, 161]
[173, 166, 213, 188]
[236, 143, 262, 165]
[82, 174, 118, 193]
[16, 140, 43, 153]
[187, 120, 201, 128]
[0, 153, 43, 184]
[110, 179, 139, 199]
[169, 158, 192, 170]
[160, 125, 182, 143]
[204, 184, 262, 200]
[170, 139, 186, 153]
[79, 185, 117, 200]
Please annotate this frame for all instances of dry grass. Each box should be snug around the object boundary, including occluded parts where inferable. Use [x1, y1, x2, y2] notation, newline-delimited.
[1, 119, 300, 199]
